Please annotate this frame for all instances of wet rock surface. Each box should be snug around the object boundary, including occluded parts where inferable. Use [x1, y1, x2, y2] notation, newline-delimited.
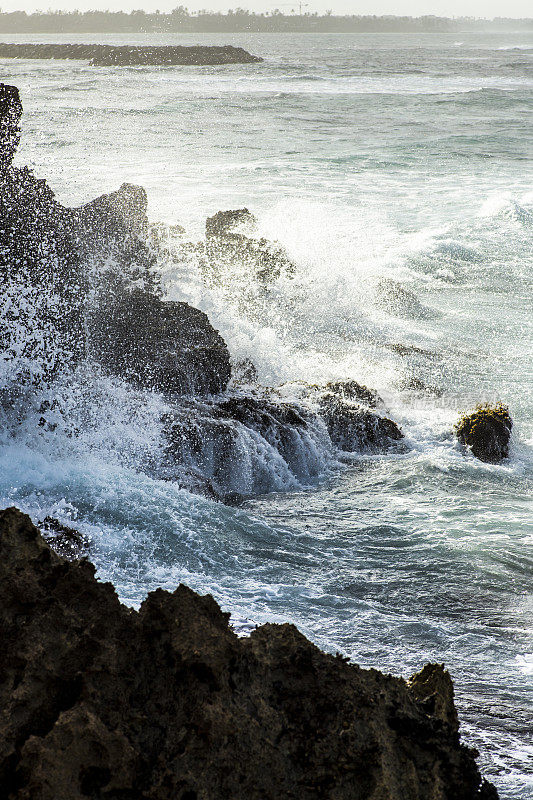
[0, 82, 230, 396]
[455, 404, 512, 463]
[0, 42, 262, 66]
[89, 289, 231, 395]
[0, 507, 497, 800]
[205, 207, 295, 284]
[38, 516, 90, 561]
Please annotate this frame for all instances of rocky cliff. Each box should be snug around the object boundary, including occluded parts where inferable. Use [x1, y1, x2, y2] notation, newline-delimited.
[0, 507, 497, 800]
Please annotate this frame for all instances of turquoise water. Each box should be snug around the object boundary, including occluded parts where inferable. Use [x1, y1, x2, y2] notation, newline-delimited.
[1, 31, 532, 797]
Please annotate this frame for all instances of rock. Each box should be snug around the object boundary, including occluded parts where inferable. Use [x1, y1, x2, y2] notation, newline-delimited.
[38, 516, 89, 561]
[324, 380, 383, 408]
[80, 182, 149, 240]
[0, 42, 263, 66]
[396, 375, 444, 396]
[376, 278, 438, 320]
[385, 342, 438, 359]
[0, 83, 22, 169]
[319, 393, 403, 451]
[1, 82, 231, 398]
[455, 404, 512, 463]
[88, 289, 231, 395]
[0, 507, 497, 800]
[205, 208, 295, 284]
[231, 357, 259, 384]
[206, 208, 258, 238]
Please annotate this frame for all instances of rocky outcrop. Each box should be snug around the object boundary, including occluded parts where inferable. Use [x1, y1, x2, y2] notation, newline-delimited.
[319, 392, 403, 451]
[455, 404, 512, 463]
[0, 82, 230, 396]
[0, 507, 497, 800]
[0, 42, 262, 66]
[161, 388, 404, 502]
[38, 516, 89, 561]
[205, 208, 295, 284]
[89, 289, 231, 395]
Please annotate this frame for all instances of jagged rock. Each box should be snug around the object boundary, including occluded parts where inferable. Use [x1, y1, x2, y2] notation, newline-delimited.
[0, 508, 497, 800]
[206, 208, 258, 238]
[0, 83, 22, 169]
[80, 182, 149, 240]
[455, 404, 512, 463]
[0, 42, 263, 66]
[89, 289, 231, 395]
[376, 278, 438, 320]
[0, 82, 231, 397]
[205, 208, 295, 284]
[320, 393, 403, 451]
[38, 516, 89, 561]
[324, 380, 383, 408]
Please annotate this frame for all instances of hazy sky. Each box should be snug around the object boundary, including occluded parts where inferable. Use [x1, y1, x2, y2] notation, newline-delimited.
[2, 0, 532, 17]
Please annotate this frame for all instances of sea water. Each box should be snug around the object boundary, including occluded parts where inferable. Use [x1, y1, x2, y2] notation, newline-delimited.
[1, 31, 532, 797]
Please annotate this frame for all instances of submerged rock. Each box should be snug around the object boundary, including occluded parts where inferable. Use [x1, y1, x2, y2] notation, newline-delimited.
[376, 278, 439, 320]
[161, 390, 404, 502]
[455, 404, 512, 463]
[0, 507, 497, 800]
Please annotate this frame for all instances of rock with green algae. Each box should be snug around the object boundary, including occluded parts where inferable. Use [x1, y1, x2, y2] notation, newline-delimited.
[0, 507, 498, 800]
[455, 404, 512, 464]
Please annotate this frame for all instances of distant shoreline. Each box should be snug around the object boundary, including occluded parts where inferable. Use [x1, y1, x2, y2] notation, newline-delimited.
[0, 10, 532, 36]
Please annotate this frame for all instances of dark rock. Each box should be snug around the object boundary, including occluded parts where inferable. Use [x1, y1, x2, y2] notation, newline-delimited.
[162, 395, 311, 499]
[231, 357, 259, 384]
[376, 278, 439, 320]
[38, 516, 89, 561]
[205, 208, 295, 284]
[455, 405, 512, 463]
[89, 289, 231, 395]
[1, 82, 231, 398]
[80, 182, 149, 240]
[320, 393, 403, 451]
[0, 83, 22, 169]
[325, 380, 383, 408]
[0, 507, 498, 800]
[0, 42, 263, 66]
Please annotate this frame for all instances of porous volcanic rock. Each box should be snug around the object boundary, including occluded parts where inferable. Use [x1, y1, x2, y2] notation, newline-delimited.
[0, 507, 497, 800]
[455, 404, 512, 463]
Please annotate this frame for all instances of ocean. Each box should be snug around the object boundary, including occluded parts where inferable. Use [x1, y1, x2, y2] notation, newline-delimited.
[1, 30, 532, 797]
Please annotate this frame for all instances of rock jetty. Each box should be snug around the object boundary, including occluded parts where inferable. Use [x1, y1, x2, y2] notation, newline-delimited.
[0, 507, 498, 800]
[0, 42, 262, 66]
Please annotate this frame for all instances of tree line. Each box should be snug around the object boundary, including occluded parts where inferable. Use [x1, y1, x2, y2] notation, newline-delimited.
[0, 8, 531, 34]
